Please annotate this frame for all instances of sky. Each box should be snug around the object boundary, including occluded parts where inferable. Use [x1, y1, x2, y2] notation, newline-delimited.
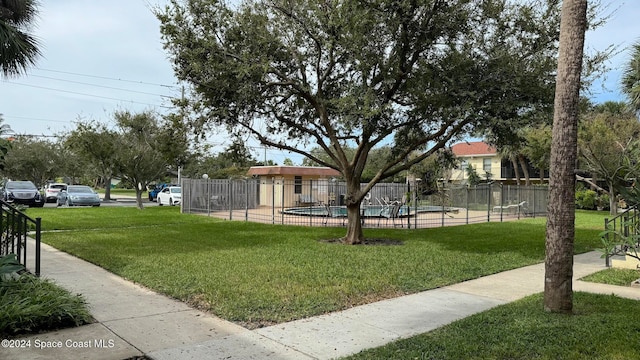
[0, 0, 638, 166]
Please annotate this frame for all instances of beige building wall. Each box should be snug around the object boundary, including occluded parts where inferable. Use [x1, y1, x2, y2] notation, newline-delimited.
[257, 175, 331, 207]
[450, 155, 502, 184]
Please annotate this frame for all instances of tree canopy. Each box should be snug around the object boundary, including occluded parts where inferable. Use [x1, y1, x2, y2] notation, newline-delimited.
[65, 121, 120, 201]
[157, 0, 565, 244]
[578, 102, 640, 214]
[2, 136, 62, 188]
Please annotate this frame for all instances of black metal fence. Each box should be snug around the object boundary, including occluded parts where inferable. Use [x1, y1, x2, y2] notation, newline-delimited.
[603, 205, 640, 267]
[0, 200, 41, 276]
[182, 178, 547, 229]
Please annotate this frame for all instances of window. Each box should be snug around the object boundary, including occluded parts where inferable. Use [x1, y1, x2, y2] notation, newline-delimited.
[460, 160, 469, 171]
[294, 176, 302, 194]
[483, 158, 492, 173]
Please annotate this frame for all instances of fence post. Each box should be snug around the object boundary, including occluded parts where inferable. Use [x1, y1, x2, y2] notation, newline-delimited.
[487, 183, 491, 223]
[271, 177, 275, 225]
[228, 180, 233, 220]
[281, 179, 285, 225]
[499, 183, 504, 222]
[35, 218, 41, 277]
[20, 216, 26, 267]
[206, 179, 211, 216]
[532, 186, 536, 218]
[245, 180, 249, 222]
[309, 179, 313, 227]
[466, 185, 469, 225]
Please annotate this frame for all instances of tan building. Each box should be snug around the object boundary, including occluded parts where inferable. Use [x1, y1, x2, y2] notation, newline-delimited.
[247, 166, 341, 207]
[449, 141, 501, 184]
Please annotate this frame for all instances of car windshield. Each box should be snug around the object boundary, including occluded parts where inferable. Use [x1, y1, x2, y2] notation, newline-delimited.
[49, 184, 66, 190]
[7, 181, 36, 190]
[170, 188, 181, 193]
[68, 186, 93, 194]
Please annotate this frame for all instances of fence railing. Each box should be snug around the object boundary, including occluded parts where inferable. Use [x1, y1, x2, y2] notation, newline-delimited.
[182, 178, 547, 229]
[0, 200, 41, 276]
[603, 205, 640, 267]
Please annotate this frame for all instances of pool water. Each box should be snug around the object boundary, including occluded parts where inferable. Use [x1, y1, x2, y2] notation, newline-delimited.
[281, 205, 455, 217]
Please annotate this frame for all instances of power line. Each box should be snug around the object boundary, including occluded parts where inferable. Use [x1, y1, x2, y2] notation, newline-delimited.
[4, 81, 175, 109]
[30, 74, 176, 98]
[35, 68, 178, 89]
[3, 115, 72, 123]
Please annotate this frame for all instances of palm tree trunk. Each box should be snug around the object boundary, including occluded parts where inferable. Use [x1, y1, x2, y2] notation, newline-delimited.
[544, 0, 586, 314]
[518, 154, 531, 186]
[511, 158, 521, 185]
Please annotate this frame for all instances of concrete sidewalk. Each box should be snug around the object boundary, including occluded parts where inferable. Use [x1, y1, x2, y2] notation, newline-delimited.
[3, 242, 639, 360]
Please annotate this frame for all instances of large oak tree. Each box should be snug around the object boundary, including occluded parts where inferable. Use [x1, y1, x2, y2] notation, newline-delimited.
[65, 121, 120, 201]
[158, 0, 562, 244]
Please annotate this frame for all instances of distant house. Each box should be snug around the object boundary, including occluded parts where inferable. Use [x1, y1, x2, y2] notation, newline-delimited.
[449, 141, 547, 184]
[247, 166, 341, 207]
[449, 141, 500, 184]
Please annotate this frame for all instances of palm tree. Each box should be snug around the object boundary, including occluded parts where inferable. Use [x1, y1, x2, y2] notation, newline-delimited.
[622, 41, 640, 113]
[0, 0, 41, 78]
[544, 0, 587, 314]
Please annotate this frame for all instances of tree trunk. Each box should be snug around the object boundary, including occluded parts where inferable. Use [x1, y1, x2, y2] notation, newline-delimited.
[518, 154, 531, 186]
[511, 158, 521, 185]
[608, 181, 617, 215]
[135, 189, 145, 210]
[104, 175, 112, 201]
[344, 203, 364, 244]
[544, 0, 586, 314]
[343, 180, 364, 244]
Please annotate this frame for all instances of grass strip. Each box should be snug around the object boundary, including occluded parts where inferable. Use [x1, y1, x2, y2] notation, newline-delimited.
[344, 292, 640, 360]
[581, 268, 640, 286]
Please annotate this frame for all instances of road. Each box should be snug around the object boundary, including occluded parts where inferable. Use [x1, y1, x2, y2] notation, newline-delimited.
[41, 196, 160, 208]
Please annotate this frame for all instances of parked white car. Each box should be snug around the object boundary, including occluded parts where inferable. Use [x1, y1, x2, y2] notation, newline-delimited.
[157, 186, 181, 206]
[44, 183, 68, 203]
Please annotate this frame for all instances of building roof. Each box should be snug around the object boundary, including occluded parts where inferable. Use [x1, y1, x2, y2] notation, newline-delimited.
[451, 141, 497, 156]
[247, 166, 341, 177]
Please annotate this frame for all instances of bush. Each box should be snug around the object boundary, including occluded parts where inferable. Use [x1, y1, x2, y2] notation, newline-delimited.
[576, 189, 597, 210]
[597, 193, 610, 210]
[0, 275, 92, 337]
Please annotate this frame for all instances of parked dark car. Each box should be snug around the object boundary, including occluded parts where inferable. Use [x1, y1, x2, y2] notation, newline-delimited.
[57, 185, 101, 207]
[2, 180, 45, 207]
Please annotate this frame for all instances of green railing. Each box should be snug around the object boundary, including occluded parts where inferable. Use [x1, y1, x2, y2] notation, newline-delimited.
[603, 205, 640, 267]
[0, 200, 41, 276]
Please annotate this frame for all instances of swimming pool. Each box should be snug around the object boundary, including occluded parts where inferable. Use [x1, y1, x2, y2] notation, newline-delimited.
[281, 205, 457, 217]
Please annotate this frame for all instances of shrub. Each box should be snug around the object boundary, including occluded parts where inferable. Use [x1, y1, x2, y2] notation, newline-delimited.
[0, 275, 92, 337]
[0, 254, 26, 279]
[576, 189, 597, 210]
[597, 193, 610, 210]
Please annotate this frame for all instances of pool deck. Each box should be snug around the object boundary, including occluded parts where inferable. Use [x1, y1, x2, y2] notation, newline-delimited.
[192, 206, 536, 229]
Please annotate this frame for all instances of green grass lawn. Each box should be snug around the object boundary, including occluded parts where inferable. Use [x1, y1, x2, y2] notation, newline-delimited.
[95, 188, 138, 197]
[344, 292, 640, 360]
[25, 207, 606, 328]
[581, 268, 640, 286]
